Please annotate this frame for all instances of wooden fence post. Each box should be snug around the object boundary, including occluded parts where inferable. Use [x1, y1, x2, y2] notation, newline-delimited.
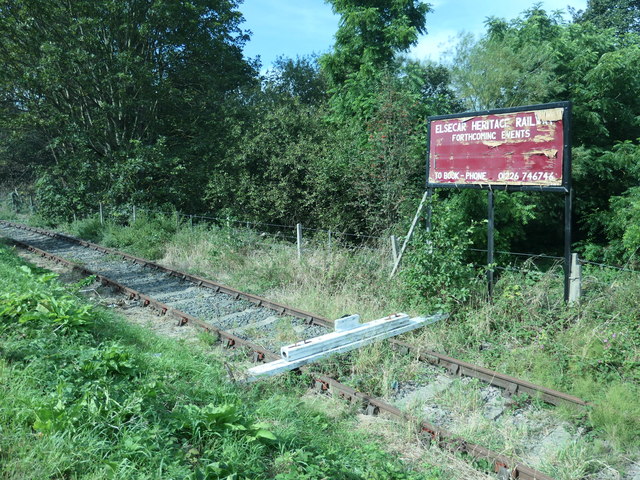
[297, 223, 302, 260]
[99, 202, 104, 225]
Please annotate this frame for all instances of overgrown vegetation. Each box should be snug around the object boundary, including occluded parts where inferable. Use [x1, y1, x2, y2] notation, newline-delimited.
[1, 0, 639, 477]
[38, 212, 639, 478]
[0, 242, 445, 479]
[3, 0, 638, 266]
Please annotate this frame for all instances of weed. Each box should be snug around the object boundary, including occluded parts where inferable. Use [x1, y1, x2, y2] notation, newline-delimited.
[0, 243, 444, 479]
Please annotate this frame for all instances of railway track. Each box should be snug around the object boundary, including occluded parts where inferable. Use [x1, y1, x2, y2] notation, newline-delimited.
[0, 220, 591, 480]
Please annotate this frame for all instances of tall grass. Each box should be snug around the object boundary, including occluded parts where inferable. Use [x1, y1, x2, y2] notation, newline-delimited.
[0, 241, 444, 479]
[10, 211, 640, 477]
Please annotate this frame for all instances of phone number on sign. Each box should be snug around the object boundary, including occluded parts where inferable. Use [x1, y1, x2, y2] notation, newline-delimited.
[497, 171, 557, 182]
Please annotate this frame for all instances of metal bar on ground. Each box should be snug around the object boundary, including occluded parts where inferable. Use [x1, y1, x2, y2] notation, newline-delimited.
[247, 313, 446, 380]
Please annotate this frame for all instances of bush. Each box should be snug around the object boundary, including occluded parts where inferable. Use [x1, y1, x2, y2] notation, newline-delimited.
[401, 200, 481, 309]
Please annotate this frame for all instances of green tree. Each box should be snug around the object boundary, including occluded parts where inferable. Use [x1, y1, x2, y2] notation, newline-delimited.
[205, 56, 331, 225]
[572, 0, 640, 35]
[0, 0, 255, 218]
[448, 6, 640, 259]
[452, 7, 564, 110]
[321, 0, 430, 87]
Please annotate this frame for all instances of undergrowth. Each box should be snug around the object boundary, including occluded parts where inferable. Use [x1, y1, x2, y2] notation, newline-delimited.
[9, 211, 640, 477]
[0, 241, 443, 479]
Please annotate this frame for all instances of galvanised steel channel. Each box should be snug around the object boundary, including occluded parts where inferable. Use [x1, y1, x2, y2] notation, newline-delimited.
[1, 220, 586, 479]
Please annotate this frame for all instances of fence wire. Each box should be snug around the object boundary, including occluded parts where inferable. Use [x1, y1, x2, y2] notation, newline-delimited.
[66, 202, 640, 275]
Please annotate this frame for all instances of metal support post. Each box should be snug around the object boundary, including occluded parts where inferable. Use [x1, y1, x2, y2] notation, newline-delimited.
[564, 189, 573, 302]
[487, 190, 495, 298]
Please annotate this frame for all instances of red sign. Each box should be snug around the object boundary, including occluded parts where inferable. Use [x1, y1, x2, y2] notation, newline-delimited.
[428, 107, 565, 186]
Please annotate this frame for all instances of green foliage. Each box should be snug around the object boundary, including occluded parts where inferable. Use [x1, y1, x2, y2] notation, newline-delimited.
[273, 446, 441, 480]
[572, 0, 640, 35]
[450, 6, 640, 261]
[173, 403, 276, 444]
[0, 266, 93, 332]
[452, 8, 564, 110]
[574, 140, 640, 263]
[401, 200, 481, 308]
[0, 243, 443, 479]
[62, 211, 179, 260]
[321, 0, 430, 87]
[589, 383, 640, 449]
[0, 0, 256, 219]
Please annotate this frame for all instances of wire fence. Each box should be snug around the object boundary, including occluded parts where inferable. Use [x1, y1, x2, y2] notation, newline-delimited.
[4, 197, 639, 277]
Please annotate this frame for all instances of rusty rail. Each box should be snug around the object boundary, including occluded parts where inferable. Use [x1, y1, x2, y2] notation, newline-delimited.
[0, 221, 588, 408]
[1, 220, 586, 479]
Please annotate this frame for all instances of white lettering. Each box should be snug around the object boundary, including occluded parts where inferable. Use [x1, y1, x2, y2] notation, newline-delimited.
[452, 132, 497, 142]
[471, 118, 508, 131]
[465, 171, 487, 180]
[436, 122, 467, 134]
[501, 129, 531, 140]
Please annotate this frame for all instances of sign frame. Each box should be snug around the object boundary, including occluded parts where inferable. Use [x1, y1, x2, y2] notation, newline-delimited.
[426, 101, 572, 193]
[424, 101, 573, 302]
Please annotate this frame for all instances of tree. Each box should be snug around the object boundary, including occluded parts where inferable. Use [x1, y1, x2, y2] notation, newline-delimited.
[572, 0, 640, 35]
[0, 0, 256, 218]
[452, 7, 564, 110]
[321, 0, 430, 87]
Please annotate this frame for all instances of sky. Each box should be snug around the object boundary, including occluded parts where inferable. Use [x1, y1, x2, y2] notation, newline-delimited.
[240, 0, 588, 70]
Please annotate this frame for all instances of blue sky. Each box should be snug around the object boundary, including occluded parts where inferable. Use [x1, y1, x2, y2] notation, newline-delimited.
[240, 0, 588, 69]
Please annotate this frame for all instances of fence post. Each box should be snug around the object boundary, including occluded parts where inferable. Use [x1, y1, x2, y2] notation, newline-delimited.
[132, 205, 136, 223]
[328, 230, 332, 250]
[99, 202, 104, 225]
[176, 212, 180, 228]
[297, 223, 302, 260]
[569, 253, 582, 304]
[190, 214, 193, 229]
[390, 235, 399, 263]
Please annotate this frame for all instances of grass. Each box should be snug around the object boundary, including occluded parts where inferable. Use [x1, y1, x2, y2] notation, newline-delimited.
[8, 210, 640, 478]
[0, 241, 444, 480]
